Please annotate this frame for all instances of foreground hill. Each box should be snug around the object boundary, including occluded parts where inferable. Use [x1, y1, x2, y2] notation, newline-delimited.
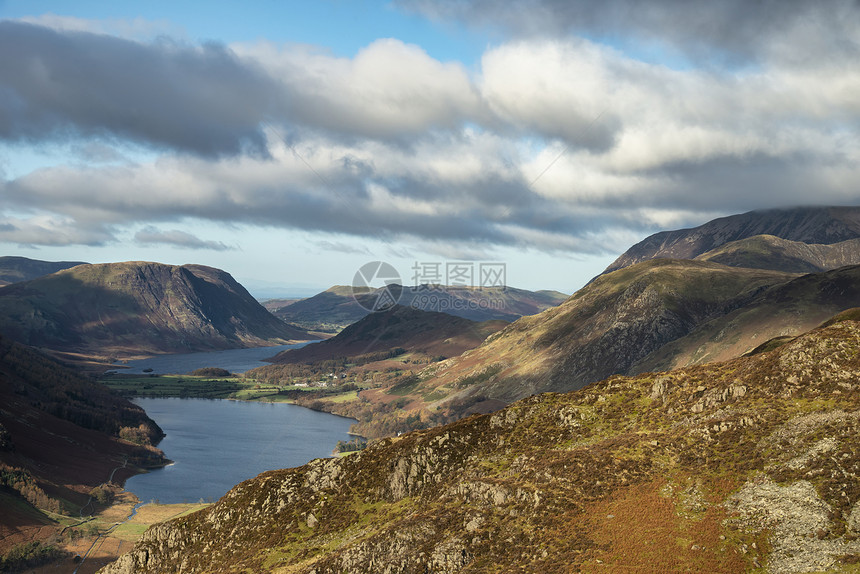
[0, 256, 87, 286]
[0, 334, 166, 566]
[270, 285, 567, 332]
[0, 262, 315, 359]
[264, 305, 507, 365]
[605, 206, 860, 274]
[101, 315, 860, 573]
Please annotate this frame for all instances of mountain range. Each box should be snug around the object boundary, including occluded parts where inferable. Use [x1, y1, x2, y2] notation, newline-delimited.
[265, 285, 567, 333]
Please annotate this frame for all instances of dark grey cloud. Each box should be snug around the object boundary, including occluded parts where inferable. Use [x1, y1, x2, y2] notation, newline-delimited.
[398, 0, 860, 65]
[0, 20, 277, 156]
[134, 226, 233, 250]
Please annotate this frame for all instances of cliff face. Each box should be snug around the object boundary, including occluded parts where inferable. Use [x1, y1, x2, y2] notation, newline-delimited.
[101, 316, 860, 573]
[604, 206, 860, 274]
[0, 261, 313, 358]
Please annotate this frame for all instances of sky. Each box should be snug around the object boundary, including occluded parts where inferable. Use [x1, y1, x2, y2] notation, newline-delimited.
[1, 0, 859, 298]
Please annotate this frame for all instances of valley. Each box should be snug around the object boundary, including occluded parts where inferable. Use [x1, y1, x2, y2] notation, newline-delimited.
[5, 206, 860, 572]
[3, 3, 859, 571]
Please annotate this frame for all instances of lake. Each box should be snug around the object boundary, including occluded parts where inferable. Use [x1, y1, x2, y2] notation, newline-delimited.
[124, 397, 354, 504]
[113, 342, 317, 375]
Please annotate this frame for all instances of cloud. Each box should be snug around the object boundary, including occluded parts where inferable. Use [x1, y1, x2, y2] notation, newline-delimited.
[15, 13, 186, 41]
[0, 215, 114, 246]
[397, 0, 860, 66]
[134, 226, 233, 251]
[235, 38, 485, 141]
[313, 240, 372, 255]
[0, 20, 276, 157]
[1, 11, 859, 260]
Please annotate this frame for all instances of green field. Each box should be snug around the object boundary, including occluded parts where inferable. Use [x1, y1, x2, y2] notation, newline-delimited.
[101, 373, 349, 402]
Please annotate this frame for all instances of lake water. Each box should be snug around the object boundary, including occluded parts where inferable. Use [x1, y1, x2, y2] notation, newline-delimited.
[112, 342, 317, 375]
[124, 397, 354, 504]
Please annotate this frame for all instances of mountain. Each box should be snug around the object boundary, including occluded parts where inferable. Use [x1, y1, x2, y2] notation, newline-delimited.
[0, 334, 167, 564]
[100, 315, 860, 573]
[605, 206, 860, 274]
[403, 259, 795, 406]
[0, 256, 87, 286]
[632, 263, 860, 373]
[0, 261, 315, 360]
[265, 305, 507, 365]
[694, 234, 860, 273]
[270, 285, 567, 333]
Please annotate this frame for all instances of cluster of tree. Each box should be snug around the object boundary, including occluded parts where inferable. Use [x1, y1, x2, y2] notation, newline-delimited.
[0, 335, 164, 443]
[119, 423, 154, 446]
[0, 541, 66, 572]
[89, 484, 113, 505]
[334, 437, 367, 453]
[0, 464, 62, 514]
[189, 367, 232, 377]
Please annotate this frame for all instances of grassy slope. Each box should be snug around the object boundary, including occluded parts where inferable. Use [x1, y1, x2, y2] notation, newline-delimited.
[694, 234, 860, 273]
[101, 317, 860, 574]
[405, 259, 796, 405]
[265, 305, 506, 365]
[0, 336, 168, 560]
[633, 264, 860, 374]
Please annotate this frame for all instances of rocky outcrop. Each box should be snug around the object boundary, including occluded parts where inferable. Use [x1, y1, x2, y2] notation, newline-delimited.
[101, 317, 860, 573]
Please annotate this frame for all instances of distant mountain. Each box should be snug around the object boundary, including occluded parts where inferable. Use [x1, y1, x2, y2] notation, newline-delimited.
[101, 315, 860, 574]
[693, 234, 860, 273]
[0, 334, 167, 560]
[0, 261, 315, 359]
[271, 285, 568, 333]
[0, 256, 87, 286]
[604, 206, 860, 274]
[265, 305, 507, 365]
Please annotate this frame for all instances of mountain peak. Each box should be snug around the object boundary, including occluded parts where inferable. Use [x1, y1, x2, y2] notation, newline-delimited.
[604, 206, 860, 275]
[0, 261, 314, 359]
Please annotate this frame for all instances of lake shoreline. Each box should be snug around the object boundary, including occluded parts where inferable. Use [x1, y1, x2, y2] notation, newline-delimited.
[123, 397, 356, 505]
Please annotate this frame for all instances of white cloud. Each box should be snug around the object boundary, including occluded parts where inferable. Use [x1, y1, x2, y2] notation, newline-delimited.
[236, 38, 485, 139]
[134, 226, 233, 251]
